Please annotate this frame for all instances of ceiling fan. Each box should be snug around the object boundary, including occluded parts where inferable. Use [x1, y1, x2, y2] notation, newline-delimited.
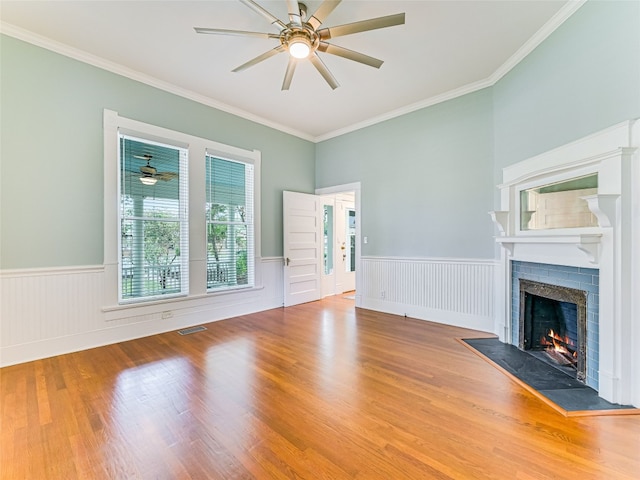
[134, 154, 178, 186]
[194, 0, 405, 90]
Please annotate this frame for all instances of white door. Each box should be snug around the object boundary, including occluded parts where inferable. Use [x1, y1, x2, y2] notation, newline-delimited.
[283, 191, 323, 307]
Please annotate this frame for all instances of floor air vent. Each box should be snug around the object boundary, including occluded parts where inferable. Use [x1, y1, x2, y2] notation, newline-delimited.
[177, 326, 207, 335]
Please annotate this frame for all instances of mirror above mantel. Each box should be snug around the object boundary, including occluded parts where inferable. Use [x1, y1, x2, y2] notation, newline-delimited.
[519, 173, 598, 231]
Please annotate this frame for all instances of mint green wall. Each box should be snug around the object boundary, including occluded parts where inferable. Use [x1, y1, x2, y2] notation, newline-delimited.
[493, 0, 640, 187]
[0, 35, 315, 269]
[316, 0, 639, 260]
[316, 89, 495, 258]
[3, 0, 638, 268]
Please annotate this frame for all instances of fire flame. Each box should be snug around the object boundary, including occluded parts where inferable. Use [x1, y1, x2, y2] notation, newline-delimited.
[540, 329, 577, 359]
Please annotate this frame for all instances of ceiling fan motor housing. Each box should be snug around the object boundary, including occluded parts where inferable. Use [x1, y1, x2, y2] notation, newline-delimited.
[282, 27, 319, 57]
[140, 164, 157, 175]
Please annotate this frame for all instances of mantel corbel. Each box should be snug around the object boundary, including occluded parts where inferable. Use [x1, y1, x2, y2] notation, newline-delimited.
[489, 211, 509, 235]
[581, 194, 620, 228]
[575, 234, 602, 264]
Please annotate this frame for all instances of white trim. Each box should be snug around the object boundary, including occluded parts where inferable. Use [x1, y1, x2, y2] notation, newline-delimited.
[361, 255, 496, 265]
[102, 285, 266, 321]
[261, 256, 284, 263]
[360, 301, 494, 333]
[359, 256, 498, 333]
[1, 1, 586, 143]
[0, 285, 276, 368]
[103, 109, 262, 310]
[0, 22, 314, 142]
[0, 265, 104, 278]
[488, 0, 587, 84]
[316, 182, 362, 305]
[313, 79, 493, 142]
[0, 258, 283, 367]
[501, 120, 638, 187]
[317, 1, 587, 141]
[493, 120, 640, 406]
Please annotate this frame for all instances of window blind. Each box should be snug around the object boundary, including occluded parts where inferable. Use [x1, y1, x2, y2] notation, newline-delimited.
[205, 155, 254, 290]
[119, 134, 189, 301]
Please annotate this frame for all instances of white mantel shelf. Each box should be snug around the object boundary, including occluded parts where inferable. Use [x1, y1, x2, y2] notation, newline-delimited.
[495, 234, 602, 245]
[494, 231, 603, 265]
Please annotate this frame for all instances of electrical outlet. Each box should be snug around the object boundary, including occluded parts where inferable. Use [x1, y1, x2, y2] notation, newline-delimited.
[162, 311, 173, 319]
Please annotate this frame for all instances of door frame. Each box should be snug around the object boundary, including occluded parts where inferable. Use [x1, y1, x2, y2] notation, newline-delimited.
[315, 182, 361, 306]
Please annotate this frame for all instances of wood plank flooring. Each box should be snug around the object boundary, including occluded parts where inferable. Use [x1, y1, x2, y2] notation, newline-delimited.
[2, 296, 639, 479]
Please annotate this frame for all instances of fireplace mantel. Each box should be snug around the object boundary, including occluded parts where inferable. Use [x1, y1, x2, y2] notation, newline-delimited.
[491, 119, 640, 407]
[494, 233, 602, 266]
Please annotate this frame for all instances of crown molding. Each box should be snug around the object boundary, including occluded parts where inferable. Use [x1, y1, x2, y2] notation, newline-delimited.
[489, 0, 587, 84]
[1, 0, 586, 144]
[0, 22, 315, 142]
[313, 77, 494, 143]
[314, 0, 587, 142]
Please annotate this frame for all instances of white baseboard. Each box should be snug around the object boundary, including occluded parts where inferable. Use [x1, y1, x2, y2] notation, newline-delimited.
[0, 259, 284, 367]
[360, 298, 494, 333]
[359, 256, 497, 334]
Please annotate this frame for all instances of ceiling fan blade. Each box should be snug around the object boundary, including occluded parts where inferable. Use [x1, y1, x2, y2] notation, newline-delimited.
[194, 27, 280, 39]
[239, 0, 287, 31]
[286, 0, 302, 26]
[309, 53, 339, 90]
[307, 0, 341, 30]
[281, 57, 298, 90]
[317, 42, 383, 68]
[156, 172, 178, 181]
[232, 45, 286, 72]
[318, 12, 405, 40]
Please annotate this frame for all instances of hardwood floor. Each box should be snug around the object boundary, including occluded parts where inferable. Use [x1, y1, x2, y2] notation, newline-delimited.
[2, 296, 639, 479]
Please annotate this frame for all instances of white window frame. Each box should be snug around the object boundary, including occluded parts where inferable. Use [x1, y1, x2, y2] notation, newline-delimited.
[103, 109, 262, 312]
[118, 133, 190, 303]
[205, 151, 256, 292]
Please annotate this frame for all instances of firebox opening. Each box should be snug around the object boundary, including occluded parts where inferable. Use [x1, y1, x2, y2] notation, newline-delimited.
[523, 295, 578, 370]
[518, 279, 587, 383]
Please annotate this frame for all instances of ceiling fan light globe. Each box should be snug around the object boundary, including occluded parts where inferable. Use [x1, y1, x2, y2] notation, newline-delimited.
[140, 176, 158, 186]
[289, 38, 311, 59]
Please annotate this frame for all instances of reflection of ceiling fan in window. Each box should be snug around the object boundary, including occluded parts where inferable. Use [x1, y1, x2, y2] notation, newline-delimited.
[194, 0, 405, 90]
[134, 154, 178, 186]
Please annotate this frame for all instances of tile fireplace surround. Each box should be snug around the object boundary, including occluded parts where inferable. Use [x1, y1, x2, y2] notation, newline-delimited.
[491, 120, 640, 407]
[511, 261, 598, 389]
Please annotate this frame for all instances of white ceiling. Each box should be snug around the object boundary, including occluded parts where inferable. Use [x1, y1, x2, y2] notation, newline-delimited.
[1, 0, 578, 141]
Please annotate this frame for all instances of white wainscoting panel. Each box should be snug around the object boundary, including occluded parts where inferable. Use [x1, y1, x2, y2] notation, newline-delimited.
[360, 256, 497, 333]
[0, 258, 284, 367]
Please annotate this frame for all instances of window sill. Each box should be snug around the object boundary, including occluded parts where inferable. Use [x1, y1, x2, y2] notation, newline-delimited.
[102, 285, 265, 321]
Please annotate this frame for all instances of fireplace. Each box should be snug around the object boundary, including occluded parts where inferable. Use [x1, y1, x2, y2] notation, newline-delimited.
[491, 119, 640, 407]
[511, 261, 598, 389]
[518, 279, 587, 383]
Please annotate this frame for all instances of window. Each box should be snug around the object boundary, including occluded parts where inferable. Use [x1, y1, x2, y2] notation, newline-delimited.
[206, 155, 255, 290]
[323, 204, 334, 275]
[119, 135, 189, 301]
[346, 208, 356, 272]
[104, 109, 261, 311]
